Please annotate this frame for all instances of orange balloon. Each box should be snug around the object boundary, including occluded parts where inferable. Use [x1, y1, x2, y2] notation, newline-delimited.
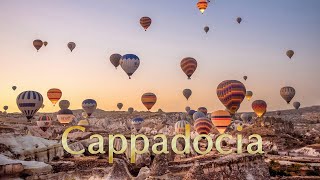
[47, 88, 62, 105]
[141, 93, 157, 110]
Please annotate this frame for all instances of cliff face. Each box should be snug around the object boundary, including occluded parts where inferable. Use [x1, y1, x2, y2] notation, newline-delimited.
[171, 154, 270, 180]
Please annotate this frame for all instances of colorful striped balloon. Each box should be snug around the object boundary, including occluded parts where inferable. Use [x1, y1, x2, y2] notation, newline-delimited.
[37, 115, 52, 132]
[197, 0, 208, 14]
[140, 16, 152, 31]
[180, 57, 197, 79]
[175, 120, 190, 134]
[216, 80, 246, 115]
[16, 91, 43, 120]
[194, 117, 213, 135]
[280, 86, 295, 104]
[141, 93, 157, 110]
[211, 110, 232, 134]
[47, 88, 62, 106]
[252, 100, 267, 118]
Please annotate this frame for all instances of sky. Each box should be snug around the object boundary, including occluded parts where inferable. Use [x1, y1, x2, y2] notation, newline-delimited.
[0, 0, 319, 113]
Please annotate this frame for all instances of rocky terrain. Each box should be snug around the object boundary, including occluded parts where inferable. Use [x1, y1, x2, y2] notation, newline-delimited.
[0, 106, 320, 179]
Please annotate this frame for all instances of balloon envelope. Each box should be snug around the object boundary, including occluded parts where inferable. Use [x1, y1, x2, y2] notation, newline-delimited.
[141, 93, 157, 110]
[67, 42, 76, 52]
[16, 91, 43, 120]
[183, 89, 192, 100]
[252, 100, 267, 118]
[194, 117, 212, 135]
[57, 109, 74, 124]
[119, 54, 140, 79]
[110, 53, 122, 69]
[43, 41, 48, 47]
[286, 50, 294, 59]
[204, 26, 209, 33]
[181, 57, 197, 79]
[245, 91, 253, 101]
[33, 39, 43, 51]
[37, 115, 52, 131]
[3, 106, 8, 111]
[217, 80, 246, 115]
[193, 111, 206, 121]
[236, 17, 242, 24]
[175, 120, 190, 134]
[59, 100, 70, 110]
[197, 107, 207, 115]
[82, 99, 97, 117]
[185, 106, 191, 112]
[12, 86, 17, 91]
[293, 101, 300, 110]
[47, 88, 62, 106]
[197, 0, 208, 14]
[140, 17, 152, 31]
[132, 117, 144, 131]
[117, 103, 123, 110]
[280, 86, 295, 104]
[211, 110, 232, 134]
[128, 107, 134, 114]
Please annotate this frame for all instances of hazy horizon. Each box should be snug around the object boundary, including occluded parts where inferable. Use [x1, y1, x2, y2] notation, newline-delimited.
[0, 0, 320, 113]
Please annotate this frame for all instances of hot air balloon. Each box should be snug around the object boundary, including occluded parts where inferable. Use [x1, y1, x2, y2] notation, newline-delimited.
[204, 26, 209, 33]
[33, 39, 43, 52]
[67, 42, 76, 52]
[141, 93, 157, 111]
[132, 117, 144, 131]
[57, 109, 74, 125]
[117, 103, 123, 110]
[188, 110, 196, 116]
[240, 113, 252, 123]
[16, 91, 43, 121]
[243, 76, 247, 81]
[47, 88, 62, 106]
[37, 115, 52, 132]
[43, 41, 48, 47]
[194, 117, 213, 135]
[119, 54, 140, 79]
[82, 99, 97, 117]
[183, 89, 192, 100]
[245, 91, 253, 101]
[59, 100, 70, 110]
[217, 80, 246, 115]
[110, 53, 122, 69]
[181, 57, 197, 79]
[175, 120, 190, 134]
[211, 110, 232, 134]
[286, 50, 294, 59]
[185, 106, 191, 113]
[128, 107, 134, 114]
[78, 119, 90, 126]
[197, 107, 207, 115]
[3, 106, 8, 111]
[252, 100, 267, 118]
[197, 0, 208, 14]
[140, 17, 152, 31]
[41, 104, 45, 109]
[193, 111, 206, 121]
[236, 17, 242, 24]
[293, 102, 300, 110]
[12, 86, 17, 91]
[280, 86, 295, 104]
